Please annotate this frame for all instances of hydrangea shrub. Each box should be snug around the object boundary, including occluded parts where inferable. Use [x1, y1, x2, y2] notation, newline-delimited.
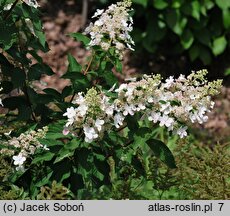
[0, 0, 222, 199]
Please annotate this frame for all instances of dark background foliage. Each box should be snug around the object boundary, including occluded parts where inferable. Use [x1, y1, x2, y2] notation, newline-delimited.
[93, 0, 230, 84]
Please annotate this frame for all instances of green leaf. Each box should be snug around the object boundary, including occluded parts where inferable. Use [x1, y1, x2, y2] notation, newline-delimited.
[199, 46, 212, 65]
[54, 147, 74, 163]
[65, 139, 80, 151]
[131, 155, 146, 176]
[61, 71, 85, 80]
[172, 0, 182, 8]
[34, 171, 53, 187]
[33, 19, 47, 48]
[195, 29, 211, 46]
[223, 9, 230, 29]
[45, 132, 66, 140]
[133, 127, 152, 147]
[61, 86, 73, 99]
[133, 0, 148, 7]
[115, 59, 122, 73]
[32, 152, 55, 164]
[28, 50, 43, 63]
[28, 63, 54, 81]
[17, 104, 32, 121]
[216, 0, 230, 9]
[0, 81, 13, 94]
[224, 67, 230, 76]
[11, 68, 26, 88]
[165, 9, 178, 29]
[69, 32, 90, 46]
[169, 100, 181, 106]
[146, 139, 177, 168]
[0, 20, 17, 50]
[61, 71, 90, 92]
[76, 148, 92, 171]
[191, 1, 201, 20]
[153, 0, 168, 10]
[3, 96, 26, 110]
[67, 54, 82, 72]
[173, 17, 187, 36]
[212, 36, 227, 56]
[36, 94, 54, 104]
[189, 44, 200, 61]
[101, 71, 118, 87]
[181, 29, 194, 49]
[43, 88, 62, 101]
[165, 10, 187, 35]
[34, 30, 46, 48]
[51, 160, 72, 182]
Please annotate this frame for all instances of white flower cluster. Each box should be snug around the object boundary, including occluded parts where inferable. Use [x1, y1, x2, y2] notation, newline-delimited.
[1, 127, 49, 171]
[25, 0, 40, 8]
[84, 0, 134, 59]
[3, 3, 13, 11]
[63, 88, 114, 143]
[3, 0, 39, 10]
[114, 70, 222, 138]
[63, 70, 222, 142]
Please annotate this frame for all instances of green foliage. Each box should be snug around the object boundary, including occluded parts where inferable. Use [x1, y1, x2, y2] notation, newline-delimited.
[174, 139, 230, 199]
[0, 0, 55, 123]
[100, 0, 230, 65]
[0, 0, 226, 200]
[147, 139, 177, 168]
[0, 155, 28, 200]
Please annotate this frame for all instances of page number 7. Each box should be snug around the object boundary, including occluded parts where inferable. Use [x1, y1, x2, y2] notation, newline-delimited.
[218, 203, 224, 211]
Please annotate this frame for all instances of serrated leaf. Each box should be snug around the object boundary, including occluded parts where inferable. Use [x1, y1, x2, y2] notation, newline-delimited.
[146, 139, 177, 168]
[212, 36, 227, 56]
